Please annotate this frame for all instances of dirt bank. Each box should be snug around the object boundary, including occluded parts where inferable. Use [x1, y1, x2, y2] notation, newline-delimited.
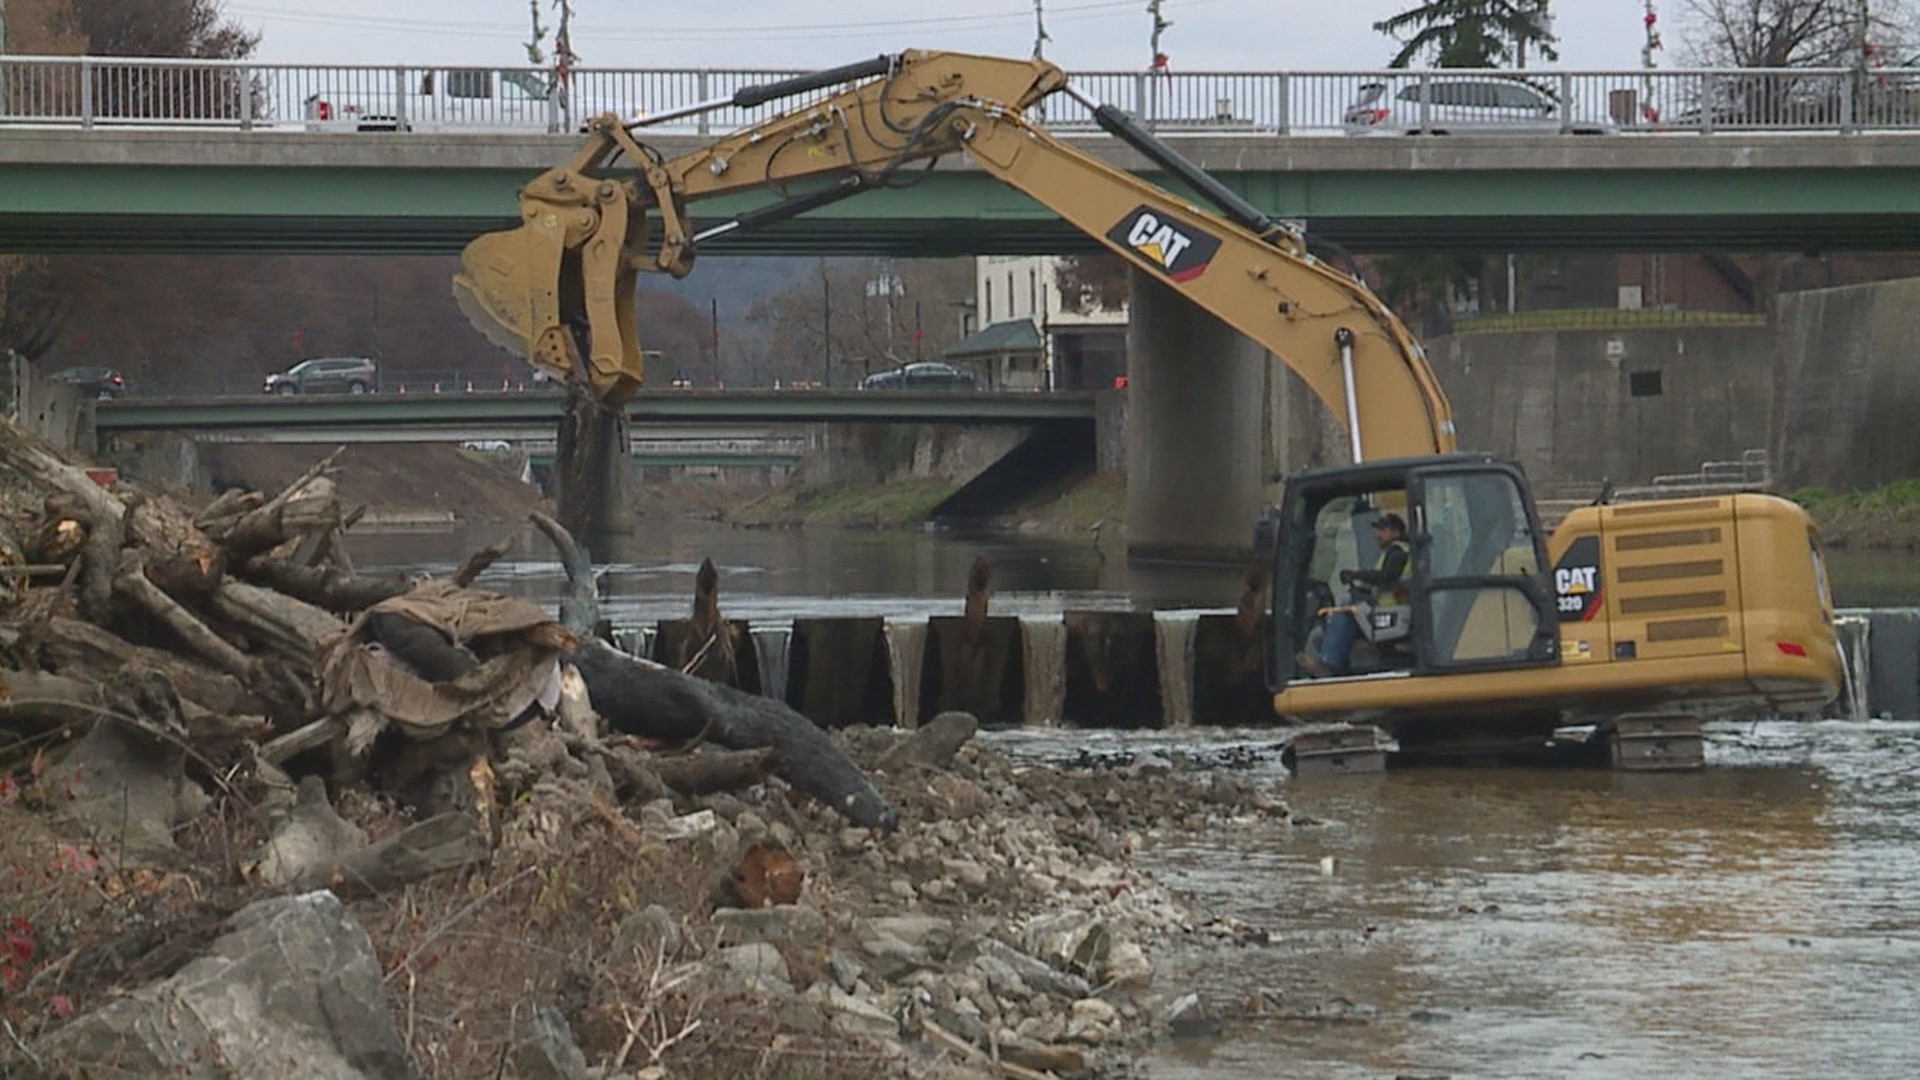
[198, 443, 544, 525]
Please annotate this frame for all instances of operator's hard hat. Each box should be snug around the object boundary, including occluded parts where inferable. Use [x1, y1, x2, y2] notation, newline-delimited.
[1371, 512, 1406, 532]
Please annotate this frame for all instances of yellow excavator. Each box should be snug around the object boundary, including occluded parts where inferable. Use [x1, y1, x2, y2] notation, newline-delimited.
[454, 50, 1842, 767]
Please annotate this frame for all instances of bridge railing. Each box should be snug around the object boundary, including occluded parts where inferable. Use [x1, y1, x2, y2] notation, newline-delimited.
[4, 55, 1918, 135]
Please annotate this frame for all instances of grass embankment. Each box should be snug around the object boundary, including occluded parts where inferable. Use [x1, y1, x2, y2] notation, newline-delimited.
[730, 477, 962, 528]
[1792, 479, 1920, 550]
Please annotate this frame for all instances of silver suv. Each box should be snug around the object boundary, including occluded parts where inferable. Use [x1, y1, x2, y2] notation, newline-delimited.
[1343, 77, 1617, 136]
[265, 357, 379, 395]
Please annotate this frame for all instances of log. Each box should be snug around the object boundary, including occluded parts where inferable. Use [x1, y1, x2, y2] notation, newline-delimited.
[241, 555, 411, 614]
[450, 535, 514, 588]
[113, 552, 253, 680]
[217, 496, 343, 563]
[531, 512, 899, 832]
[0, 668, 102, 733]
[652, 747, 774, 795]
[41, 617, 261, 716]
[191, 488, 263, 531]
[286, 811, 489, 897]
[258, 715, 346, 765]
[209, 579, 347, 663]
[79, 501, 126, 623]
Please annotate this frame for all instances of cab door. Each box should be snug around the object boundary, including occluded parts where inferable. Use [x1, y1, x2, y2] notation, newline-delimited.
[1406, 463, 1560, 672]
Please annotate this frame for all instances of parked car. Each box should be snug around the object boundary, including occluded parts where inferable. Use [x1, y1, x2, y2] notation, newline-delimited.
[1343, 77, 1617, 136]
[860, 361, 979, 391]
[48, 366, 126, 399]
[265, 357, 379, 395]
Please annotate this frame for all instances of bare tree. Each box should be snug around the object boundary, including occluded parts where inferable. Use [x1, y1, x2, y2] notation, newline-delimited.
[746, 258, 971, 387]
[59, 0, 257, 58]
[1054, 255, 1130, 314]
[1677, 0, 1917, 67]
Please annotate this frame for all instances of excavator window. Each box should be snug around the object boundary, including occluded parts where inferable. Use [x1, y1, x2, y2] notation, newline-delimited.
[1407, 466, 1557, 670]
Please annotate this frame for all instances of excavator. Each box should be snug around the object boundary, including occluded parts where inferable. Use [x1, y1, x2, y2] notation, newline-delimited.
[452, 50, 1842, 768]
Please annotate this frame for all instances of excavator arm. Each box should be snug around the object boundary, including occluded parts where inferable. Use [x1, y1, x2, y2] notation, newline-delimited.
[456, 49, 1456, 461]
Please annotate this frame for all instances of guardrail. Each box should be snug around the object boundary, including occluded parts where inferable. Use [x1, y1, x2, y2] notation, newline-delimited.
[4, 55, 1918, 135]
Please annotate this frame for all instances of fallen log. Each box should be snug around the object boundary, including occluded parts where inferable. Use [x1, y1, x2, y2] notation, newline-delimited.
[287, 811, 489, 897]
[113, 552, 253, 681]
[209, 579, 347, 664]
[241, 555, 411, 614]
[41, 617, 261, 717]
[531, 512, 899, 832]
[0, 428, 224, 597]
[208, 448, 344, 560]
[652, 747, 774, 796]
[0, 668, 102, 733]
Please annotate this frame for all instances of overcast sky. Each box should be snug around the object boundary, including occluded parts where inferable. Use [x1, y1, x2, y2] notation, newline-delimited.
[226, 1, 1663, 72]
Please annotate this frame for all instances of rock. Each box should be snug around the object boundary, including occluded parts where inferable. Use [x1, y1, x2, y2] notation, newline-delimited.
[1022, 912, 1112, 982]
[971, 936, 1090, 1001]
[878, 710, 978, 773]
[253, 775, 370, 887]
[887, 878, 917, 901]
[942, 858, 991, 891]
[1207, 772, 1253, 808]
[926, 773, 988, 818]
[827, 949, 865, 992]
[662, 808, 718, 841]
[1067, 997, 1118, 1043]
[931, 1005, 986, 1046]
[613, 904, 682, 961]
[713, 905, 827, 945]
[860, 934, 933, 983]
[47, 719, 205, 864]
[1102, 940, 1153, 990]
[512, 1005, 590, 1080]
[864, 914, 955, 957]
[1000, 1039, 1086, 1074]
[838, 827, 872, 854]
[715, 942, 791, 990]
[698, 791, 751, 821]
[1163, 990, 1223, 1038]
[35, 891, 411, 1078]
[803, 984, 899, 1040]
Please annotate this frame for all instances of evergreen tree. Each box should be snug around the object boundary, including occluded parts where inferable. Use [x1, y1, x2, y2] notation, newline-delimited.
[1374, 0, 1558, 67]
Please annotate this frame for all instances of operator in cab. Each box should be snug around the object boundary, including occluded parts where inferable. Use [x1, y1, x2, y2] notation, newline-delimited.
[1298, 512, 1410, 677]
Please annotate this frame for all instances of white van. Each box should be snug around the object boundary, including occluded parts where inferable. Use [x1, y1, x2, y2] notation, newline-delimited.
[303, 68, 612, 133]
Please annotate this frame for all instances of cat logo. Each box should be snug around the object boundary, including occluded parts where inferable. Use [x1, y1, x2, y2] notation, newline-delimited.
[1105, 206, 1223, 283]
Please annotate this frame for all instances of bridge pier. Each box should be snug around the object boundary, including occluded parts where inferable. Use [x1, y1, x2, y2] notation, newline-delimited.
[1124, 267, 1271, 564]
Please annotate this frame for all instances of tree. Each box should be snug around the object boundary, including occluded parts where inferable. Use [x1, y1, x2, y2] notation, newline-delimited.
[1677, 0, 1917, 67]
[1373, 0, 1558, 67]
[57, 0, 256, 58]
[746, 258, 971, 387]
[1054, 254, 1130, 314]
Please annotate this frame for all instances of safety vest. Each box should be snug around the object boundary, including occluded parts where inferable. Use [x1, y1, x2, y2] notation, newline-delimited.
[1375, 539, 1411, 608]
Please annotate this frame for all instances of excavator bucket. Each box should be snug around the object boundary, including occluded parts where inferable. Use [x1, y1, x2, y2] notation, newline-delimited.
[452, 189, 646, 403]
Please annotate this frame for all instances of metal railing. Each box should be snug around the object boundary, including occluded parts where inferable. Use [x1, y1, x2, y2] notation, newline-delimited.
[4, 55, 1919, 135]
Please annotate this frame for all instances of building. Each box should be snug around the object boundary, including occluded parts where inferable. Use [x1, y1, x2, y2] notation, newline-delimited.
[958, 255, 1127, 390]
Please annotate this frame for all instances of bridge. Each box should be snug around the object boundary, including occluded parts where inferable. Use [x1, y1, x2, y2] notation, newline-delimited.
[4, 59, 1920, 253]
[92, 390, 1099, 436]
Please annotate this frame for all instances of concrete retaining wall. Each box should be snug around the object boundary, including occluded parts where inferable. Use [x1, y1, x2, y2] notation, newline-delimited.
[1772, 279, 1920, 491]
[1425, 326, 1774, 489]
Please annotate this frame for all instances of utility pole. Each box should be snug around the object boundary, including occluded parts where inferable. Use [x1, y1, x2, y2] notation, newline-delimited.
[1031, 0, 1049, 60]
[709, 296, 721, 385]
[820, 262, 833, 388]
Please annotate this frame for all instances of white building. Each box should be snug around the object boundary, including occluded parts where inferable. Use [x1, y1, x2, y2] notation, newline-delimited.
[953, 255, 1127, 390]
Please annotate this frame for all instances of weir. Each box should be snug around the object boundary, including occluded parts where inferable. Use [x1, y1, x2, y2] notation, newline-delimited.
[608, 606, 1918, 731]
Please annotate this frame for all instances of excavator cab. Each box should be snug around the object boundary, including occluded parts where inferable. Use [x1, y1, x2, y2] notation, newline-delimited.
[1269, 454, 1562, 692]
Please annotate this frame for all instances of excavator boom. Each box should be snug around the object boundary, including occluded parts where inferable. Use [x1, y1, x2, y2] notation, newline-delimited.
[454, 49, 1452, 455]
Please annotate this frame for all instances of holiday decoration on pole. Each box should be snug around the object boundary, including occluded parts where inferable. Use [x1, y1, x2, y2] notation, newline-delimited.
[1147, 0, 1172, 83]
[1640, 0, 1663, 125]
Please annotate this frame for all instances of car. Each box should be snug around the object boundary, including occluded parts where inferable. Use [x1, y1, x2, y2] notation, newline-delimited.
[265, 357, 379, 395]
[49, 366, 126, 399]
[860, 361, 979, 391]
[1343, 77, 1618, 136]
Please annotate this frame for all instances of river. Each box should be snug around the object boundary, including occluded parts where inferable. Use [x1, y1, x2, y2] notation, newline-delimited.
[349, 521, 1920, 1077]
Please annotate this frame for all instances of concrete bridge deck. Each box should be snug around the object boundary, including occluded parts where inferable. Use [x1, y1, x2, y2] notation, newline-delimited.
[6, 129, 1920, 253]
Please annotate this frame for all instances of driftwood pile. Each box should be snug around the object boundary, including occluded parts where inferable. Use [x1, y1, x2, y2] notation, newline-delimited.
[0, 426, 895, 898]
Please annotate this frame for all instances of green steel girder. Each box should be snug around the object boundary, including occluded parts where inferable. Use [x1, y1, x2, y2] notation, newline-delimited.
[92, 390, 1100, 433]
[4, 157, 1920, 253]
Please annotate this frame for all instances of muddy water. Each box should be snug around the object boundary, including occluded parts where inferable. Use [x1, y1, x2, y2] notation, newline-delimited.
[996, 723, 1920, 1079]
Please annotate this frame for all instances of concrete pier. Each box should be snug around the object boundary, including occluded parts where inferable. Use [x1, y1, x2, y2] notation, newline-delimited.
[1124, 268, 1270, 564]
